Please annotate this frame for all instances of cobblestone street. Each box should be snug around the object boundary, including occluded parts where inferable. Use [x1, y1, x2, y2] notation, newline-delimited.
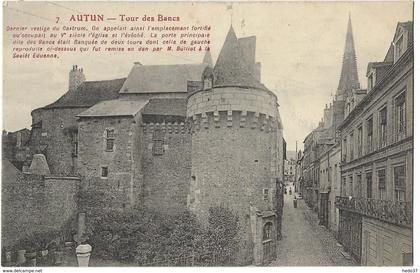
[270, 187, 357, 266]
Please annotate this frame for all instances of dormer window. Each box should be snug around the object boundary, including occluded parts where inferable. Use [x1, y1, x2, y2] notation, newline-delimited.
[394, 34, 405, 62]
[201, 66, 214, 90]
[367, 71, 375, 92]
[203, 78, 212, 90]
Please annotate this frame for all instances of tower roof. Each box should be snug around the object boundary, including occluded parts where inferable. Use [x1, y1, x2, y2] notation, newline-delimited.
[213, 26, 266, 90]
[337, 15, 360, 96]
[203, 50, 213, 67]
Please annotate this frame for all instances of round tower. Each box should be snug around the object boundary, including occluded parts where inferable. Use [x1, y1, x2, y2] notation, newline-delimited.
[187, 27, 283, 264]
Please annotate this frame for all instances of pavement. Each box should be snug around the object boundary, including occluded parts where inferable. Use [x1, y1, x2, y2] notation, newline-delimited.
[269, 187, 357, 266]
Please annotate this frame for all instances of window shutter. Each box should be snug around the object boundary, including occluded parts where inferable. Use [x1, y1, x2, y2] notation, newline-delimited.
[380, 109, 387, 124]
[395, 92, 405, 106]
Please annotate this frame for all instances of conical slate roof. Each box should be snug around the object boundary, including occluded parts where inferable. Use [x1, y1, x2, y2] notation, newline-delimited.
[213, 26, 265, 89]
[337, 15, 360, 96]
[203, 51, 213, 67]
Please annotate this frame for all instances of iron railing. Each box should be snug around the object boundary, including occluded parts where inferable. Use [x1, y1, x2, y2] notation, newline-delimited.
[335, 196, 412, 227]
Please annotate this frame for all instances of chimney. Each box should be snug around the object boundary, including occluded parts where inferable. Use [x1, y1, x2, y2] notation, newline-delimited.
[69, 65, 86, 91]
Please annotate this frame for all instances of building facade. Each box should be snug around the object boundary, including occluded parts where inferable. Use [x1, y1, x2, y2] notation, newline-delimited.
[302, 18, 413, 266]
[336, 21, 413, 266]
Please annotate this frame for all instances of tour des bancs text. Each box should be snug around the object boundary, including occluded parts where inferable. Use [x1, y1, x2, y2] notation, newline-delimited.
[6, 22, 212, 59]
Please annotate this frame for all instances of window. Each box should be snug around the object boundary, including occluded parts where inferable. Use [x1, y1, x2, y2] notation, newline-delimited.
[395, 92, 406, 141]
[366, 117, 373, 153]
[101, 166, 109, 178]
[357, 174, 362, 197]
[349, 132, 354, 161]
[368, 73, 375, 91]
[263, 222, 273, 240]
[203, 78, 212, 90]
[378, 169, 386, 200]
[105, 129, 115, 152]
[366, 172, 373, 199]
[152, 130, 164, 155]
[379, 107, 387, 148]
[357, 125, 363, 157]
[395, 35, 404, 61]
[348, 175, 353, 196]
[341, 177, 346, 197]
[72, 132, 78, 157]
[263, 188, 269, 201]
[394, 165, 406, 201]
[342, 137, 347, 162]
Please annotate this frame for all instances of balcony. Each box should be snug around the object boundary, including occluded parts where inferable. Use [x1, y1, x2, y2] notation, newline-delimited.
[335, 196, 412, 228]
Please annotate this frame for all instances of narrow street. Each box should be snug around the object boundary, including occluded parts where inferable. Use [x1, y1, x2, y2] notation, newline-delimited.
[270, 185, 356, 266]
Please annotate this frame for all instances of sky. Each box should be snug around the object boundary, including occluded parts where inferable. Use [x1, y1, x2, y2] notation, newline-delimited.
[2, 1, 413, 150]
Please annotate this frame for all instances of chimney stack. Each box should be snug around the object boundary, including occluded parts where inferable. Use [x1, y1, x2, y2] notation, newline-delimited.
[69, 65, 86, 91]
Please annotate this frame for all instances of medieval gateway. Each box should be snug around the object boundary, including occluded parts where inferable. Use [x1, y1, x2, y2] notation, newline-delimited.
[2, 27, 284, 265]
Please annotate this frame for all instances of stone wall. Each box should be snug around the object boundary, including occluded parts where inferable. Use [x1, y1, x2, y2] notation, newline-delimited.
[30, 107, 88, 175]
[77, 115, 141, 210]
[187, 87, 278, 118]
[361, 217, 412, 266]
[187, 90, 282, 264]
[1, 161, 79, 247]
[141, 123, 191, 214]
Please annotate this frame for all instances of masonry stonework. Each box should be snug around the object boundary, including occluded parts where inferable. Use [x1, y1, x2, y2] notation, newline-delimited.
[78, 115, 141, 210]
[30, 107, 86, 175]
[2, 162, 79, 247]
[141, 124, 191, 214]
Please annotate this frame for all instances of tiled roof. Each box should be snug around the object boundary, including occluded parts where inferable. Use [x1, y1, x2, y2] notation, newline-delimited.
[77, 99, 148, 118]
[213, 26, 266, 90]
[119, 63, 207, 94]
[142, 98, 187, 117]
[43, 78, 125, 109]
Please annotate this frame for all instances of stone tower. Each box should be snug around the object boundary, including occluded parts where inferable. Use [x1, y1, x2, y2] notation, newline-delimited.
[187, 26, 283, 264]
[69, 65, 86, 91]
[336, 15, 360, 101]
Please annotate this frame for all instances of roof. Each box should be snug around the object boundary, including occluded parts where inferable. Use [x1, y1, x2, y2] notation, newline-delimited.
[203, 51, 213, 67]
[77, 99, 148, 118]
[2, 158, 20, 183]
[119, 63, 207, 94]
[213, 26, 267, 90]
[42, 78, 125, 109]
[366, 62, 393, 76]
[384, 21, 413, 63]
[142, 98, 187, 117]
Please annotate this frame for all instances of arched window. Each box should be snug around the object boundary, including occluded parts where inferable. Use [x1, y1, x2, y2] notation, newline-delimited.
[263, 222, 273, 240]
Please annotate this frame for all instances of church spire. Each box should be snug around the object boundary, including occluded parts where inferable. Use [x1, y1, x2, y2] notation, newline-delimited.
[336, 14, 360, 98]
